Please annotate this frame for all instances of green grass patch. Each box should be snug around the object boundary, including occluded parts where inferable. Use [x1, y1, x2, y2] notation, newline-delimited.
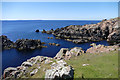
[65, 51, 118, 78]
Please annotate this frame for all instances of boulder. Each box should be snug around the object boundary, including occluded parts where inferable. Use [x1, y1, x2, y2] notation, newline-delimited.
[56, 44, 60, 46]
[35, 29, 39, 32]
[86, 44, 118, 53]
[45, 60, 74, 80]
[30, 69, 38, 76]
[44, 58, 53, 64]
[69, 47, 84, 56]
[107, 31, 120, 45]
[90, 43, 96, 47]
[42, 29, 46, 33]
[55, 48, 69, 59]
[3, 67, 17, 78]
[21, 62, 33, 67]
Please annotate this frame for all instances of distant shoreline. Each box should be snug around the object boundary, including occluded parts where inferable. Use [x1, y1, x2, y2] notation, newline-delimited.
[0, 19, 101, 21]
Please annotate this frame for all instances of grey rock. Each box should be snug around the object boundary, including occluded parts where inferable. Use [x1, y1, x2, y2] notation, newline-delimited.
[30, 69, 38, 76]
[3, 67, 17, 78]
[22, 62, 33, 67]
[45, 60, 74, 80]
[55, 48, 69, 59]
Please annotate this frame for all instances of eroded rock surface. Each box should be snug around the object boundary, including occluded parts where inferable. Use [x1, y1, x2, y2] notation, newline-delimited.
[54, 47, 84, 60]
[1, 35, 45, 50]
[44, 18, 120, 45]
[15, 39, 42, 50]
[0, 35, 15, 49]
[86, 43, 118, 53]
[45, 60, 74, 80]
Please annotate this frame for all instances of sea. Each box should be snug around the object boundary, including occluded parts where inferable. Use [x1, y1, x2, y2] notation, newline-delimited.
[1, 20, 110, 74]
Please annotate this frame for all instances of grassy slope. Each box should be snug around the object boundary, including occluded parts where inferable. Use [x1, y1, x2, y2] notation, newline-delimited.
[65, 51, 118, 78]
[19, 50, 118, 79]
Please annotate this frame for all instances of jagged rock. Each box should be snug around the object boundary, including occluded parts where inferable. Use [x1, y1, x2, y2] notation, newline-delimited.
[64, 47, 84, 60]
[44, 58, 53, 64]
[54, 47, 84, 60]
[3, 67, 17, 78]
[55, 48, 69, 59]
[56, 44, 60, 46]
[45, 29, 54, 34]
[69, 47, 84, 56]
[0, 35, 15, 49]
[45, 60, 74, 80]
[107, 31, 120, 45]
[86, 44, 118, 53]
[44, 18, 120, 45]
[15, 39, 42, 50]
[21, 62, 33, 67]
[42, 29, 46, 33]
[90, 43, 96, 47]
[30, 69, 38, 76]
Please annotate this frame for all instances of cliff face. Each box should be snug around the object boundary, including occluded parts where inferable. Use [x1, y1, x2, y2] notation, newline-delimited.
[43, 18, 120, 45]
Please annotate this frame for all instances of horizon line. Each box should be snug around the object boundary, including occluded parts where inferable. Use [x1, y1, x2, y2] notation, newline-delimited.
[1, 18, 107, 21]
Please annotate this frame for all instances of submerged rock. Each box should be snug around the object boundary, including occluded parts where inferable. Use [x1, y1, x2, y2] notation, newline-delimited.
[48, 43, 60, 46]
[42, 29, 46, 33]
[35, 29, 39, 32]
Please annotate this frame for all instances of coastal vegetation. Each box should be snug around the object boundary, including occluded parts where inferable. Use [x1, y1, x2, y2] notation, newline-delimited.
[2, 44, 119, 79]
[1, 17, 120, 79]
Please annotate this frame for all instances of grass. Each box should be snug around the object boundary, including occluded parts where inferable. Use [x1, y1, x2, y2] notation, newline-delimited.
[18, 50, 118, 79]
[20, 59, 56, 79]
[65, 50, 118, 78]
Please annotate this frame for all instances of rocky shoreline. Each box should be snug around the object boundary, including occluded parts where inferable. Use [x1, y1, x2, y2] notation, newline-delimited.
[1, 35, 46, 50]
[41, 18, 120, 45]
[2, 43, 119, 79]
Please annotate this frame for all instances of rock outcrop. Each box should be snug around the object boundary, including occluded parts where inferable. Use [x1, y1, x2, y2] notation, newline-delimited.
[44, 18, 120, 45]
[45, 60, 74, 80]
[15, 39, 42, 50]
[0, 35, 45, 50]
[54, 47, 84, 60]
[2, 44, 119, 79]
[0, 35, 15, 49]
[86, 43, 118, 53]
[35, 29, 39, 32]
[42, 29, 54, 34]
[3, 56, 74, 80]
[48, 43, 60, 46]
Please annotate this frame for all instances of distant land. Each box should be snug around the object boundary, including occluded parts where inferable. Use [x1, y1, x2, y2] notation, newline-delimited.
[1, 17, 117, 21]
